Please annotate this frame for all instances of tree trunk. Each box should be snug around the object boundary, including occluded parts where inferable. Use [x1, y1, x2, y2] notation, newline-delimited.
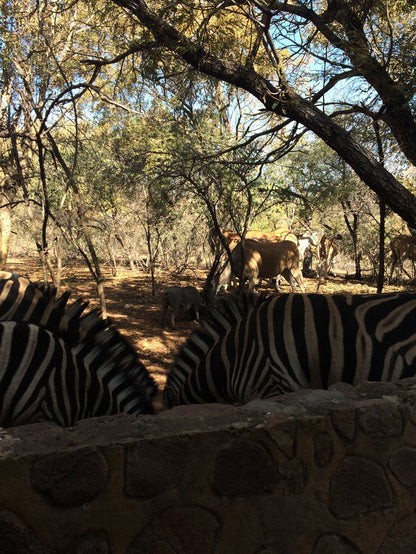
[377, 200, 386, 293]
[79, 214, 108, 319]
[145, 224, 157, 297]
[342, 202, 361, 280]
[52, 235, 63, 293]
[0, 203, 11, 270]
[354, 249, 362, 281]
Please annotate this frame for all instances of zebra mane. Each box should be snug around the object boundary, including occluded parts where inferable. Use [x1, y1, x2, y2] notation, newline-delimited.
[163, 291, 266, 407]
[0, 272, 157, 402]
[186, 292, 264, 355]
[200, 291, 267, 336]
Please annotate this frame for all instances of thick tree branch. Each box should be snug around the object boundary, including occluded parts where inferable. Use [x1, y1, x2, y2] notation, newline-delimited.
[111, 0, 416, 228]
[270, 0, 416, 166]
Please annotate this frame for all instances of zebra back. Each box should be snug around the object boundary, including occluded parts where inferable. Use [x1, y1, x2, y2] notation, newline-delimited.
[163, 292, 261, 407]
[0, 271, 68, 326]
[0, 272, 157, 426]
[163, 291, 416, 408]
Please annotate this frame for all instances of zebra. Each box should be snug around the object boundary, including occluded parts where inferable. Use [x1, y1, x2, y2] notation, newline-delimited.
[163, 291, 416, 408]
[0, 270, 69, 325]
[0, 272, 157, 427]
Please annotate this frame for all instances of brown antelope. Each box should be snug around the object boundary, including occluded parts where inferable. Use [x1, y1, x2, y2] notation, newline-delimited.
[319, 235, 340, 278]
[208, 228, 241, 254]
[389, 234, 416, 281]
[214, 239, 306, 293]
[246, 227, 298, 244]
[208, 226, 299, 255]
[297, 232, 319, 261]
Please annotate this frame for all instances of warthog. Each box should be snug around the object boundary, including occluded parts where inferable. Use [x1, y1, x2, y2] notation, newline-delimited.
[160, 286, 203, 329]
[390, 234, 416, 281]
[215, 239, 306, 293]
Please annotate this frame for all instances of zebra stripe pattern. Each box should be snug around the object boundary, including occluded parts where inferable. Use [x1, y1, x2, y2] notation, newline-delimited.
[0, 271, 69, 325]
[163, 292, 416, 407]
[0, 272, 157, 427]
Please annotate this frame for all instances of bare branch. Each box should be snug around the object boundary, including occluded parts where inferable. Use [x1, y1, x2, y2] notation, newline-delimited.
[81, 40, 157, 68]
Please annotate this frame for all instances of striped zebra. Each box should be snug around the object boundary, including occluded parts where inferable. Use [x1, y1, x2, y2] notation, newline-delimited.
[163, 291, 416, 408]
[0, 272, 157, 427]
[0, 271, 69, 325]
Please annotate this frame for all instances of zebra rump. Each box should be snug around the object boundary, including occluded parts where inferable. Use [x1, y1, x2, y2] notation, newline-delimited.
[0, 272, 157, 427]
[163, 291, 416, 408]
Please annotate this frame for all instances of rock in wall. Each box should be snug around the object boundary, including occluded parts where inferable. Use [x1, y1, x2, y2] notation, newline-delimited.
[1, 379, 416, 553]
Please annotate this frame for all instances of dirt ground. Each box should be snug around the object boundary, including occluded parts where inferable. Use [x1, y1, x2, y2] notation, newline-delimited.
[6, 256, 413, 410]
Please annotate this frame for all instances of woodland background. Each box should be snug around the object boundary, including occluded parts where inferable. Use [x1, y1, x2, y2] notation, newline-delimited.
[1, 1, 416, 339]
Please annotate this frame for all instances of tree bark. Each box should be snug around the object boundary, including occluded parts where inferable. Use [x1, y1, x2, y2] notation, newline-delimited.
[0, 202, 11, 270]
[273, 0, 416, 167]
[343, 204, 361, 281]
[110, 0, 416, 229]
[377, 200, 386, 293]
[330, 1, 416, 167]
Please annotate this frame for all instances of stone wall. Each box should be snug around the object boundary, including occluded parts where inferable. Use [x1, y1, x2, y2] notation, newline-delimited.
[1, 378, 416, 553]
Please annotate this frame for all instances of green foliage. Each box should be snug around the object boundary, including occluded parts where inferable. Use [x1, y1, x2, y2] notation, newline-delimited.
[3, 0, 416, 282]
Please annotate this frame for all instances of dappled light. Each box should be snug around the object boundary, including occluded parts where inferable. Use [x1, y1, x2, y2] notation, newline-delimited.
[8, 255, 414, 412]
